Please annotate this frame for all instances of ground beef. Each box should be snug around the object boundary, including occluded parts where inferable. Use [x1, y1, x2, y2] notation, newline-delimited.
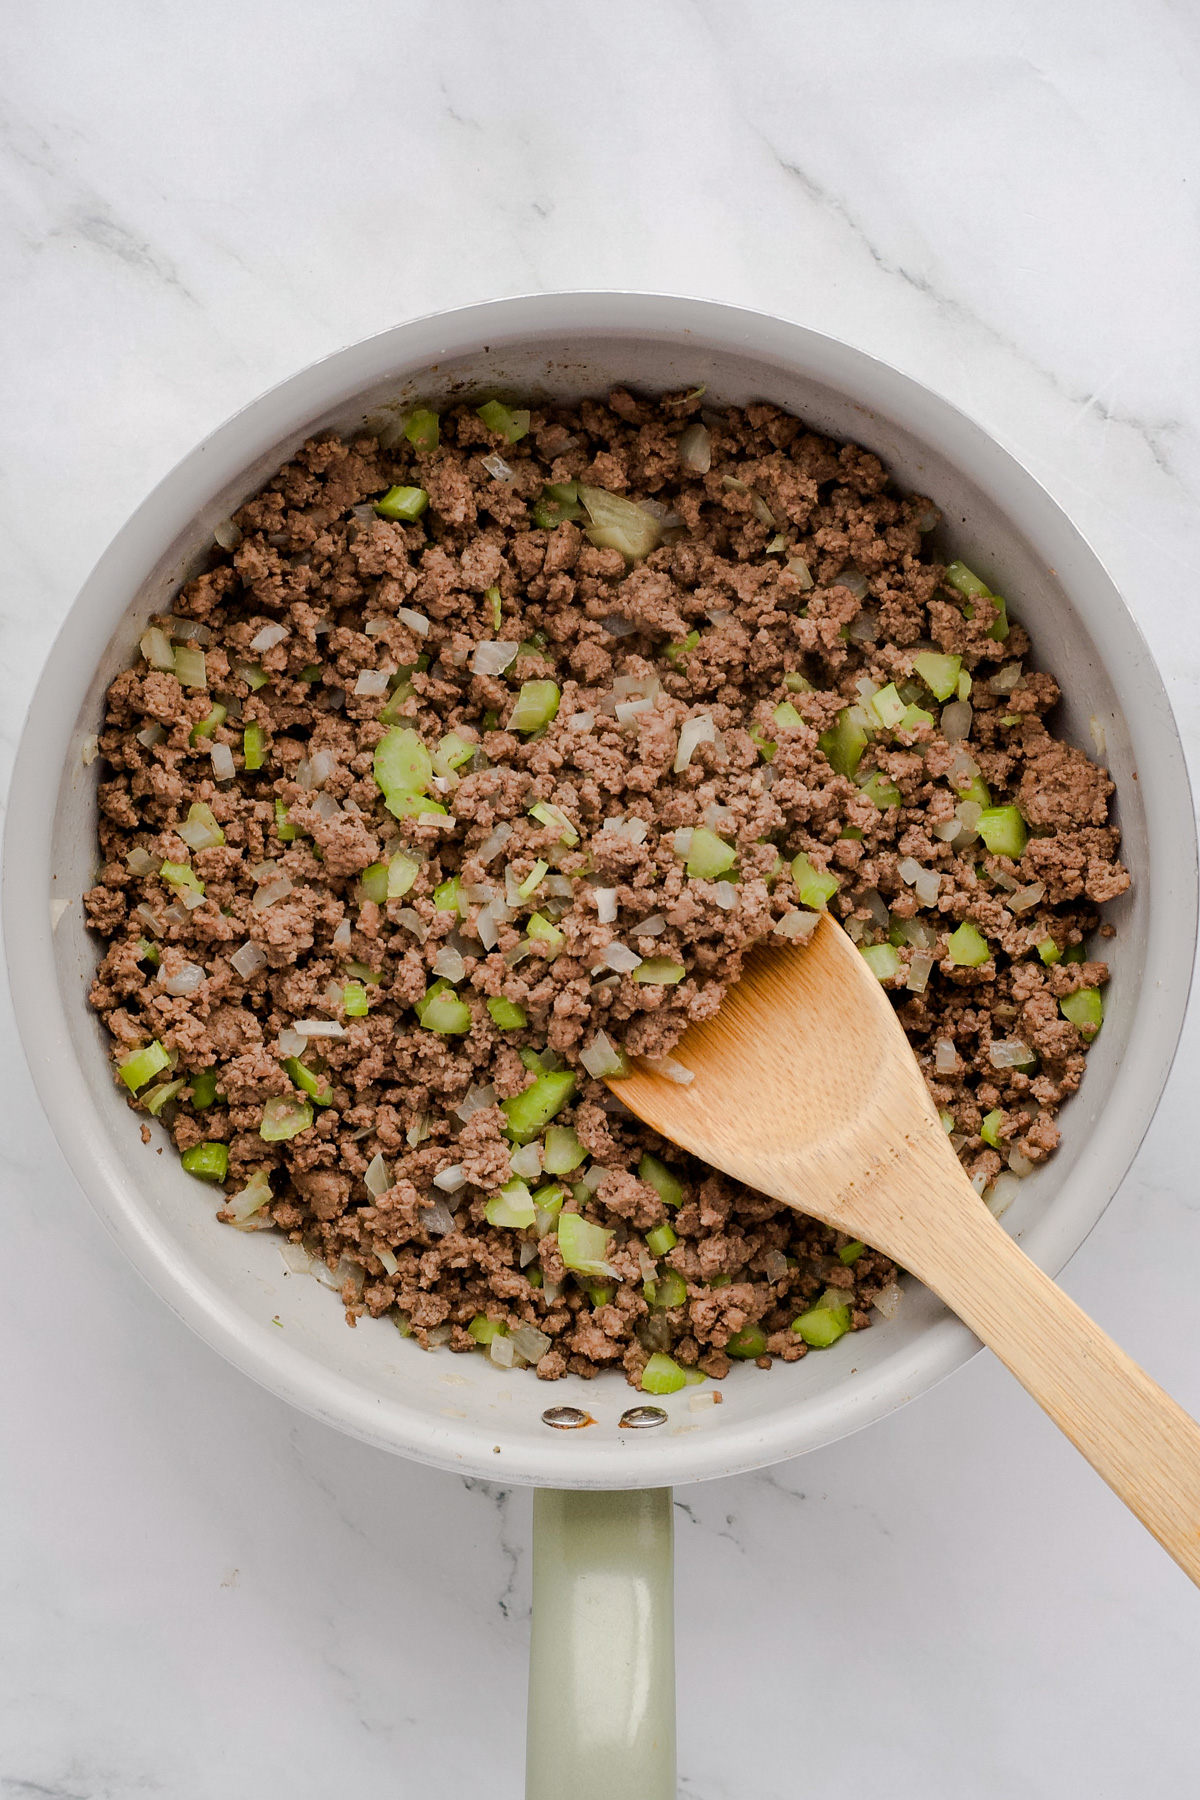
[84, 390, 1126, 1388]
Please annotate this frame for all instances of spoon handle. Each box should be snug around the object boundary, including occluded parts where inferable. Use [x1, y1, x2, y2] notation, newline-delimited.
[910, 1193, 1200, 1586]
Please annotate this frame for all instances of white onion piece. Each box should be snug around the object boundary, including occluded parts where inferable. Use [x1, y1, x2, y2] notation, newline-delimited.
[420, 1198, 457, 1235]
[250, 622, 288, 653]
[763, 1248, 789, 1283]
[989, 1039, 1033, 1069]
[509, 1142, 543, 1179]
[712, 881, 738, 910]
[213, 518, 243, 551]
[773, 910, 819, 941]
[471, 640, 519, 676]
[253, 875, 293, 911]
[872, 1281, 903, 1320]
[603, 942, 642, 973]
[677, 422, 711, 473]
[988, 664, 1023, 694]
[941, 702, 973, 744]
[986, 1173, 1022, 1218]
[934, 1038, 958, 1073]
[432, 945, 466, 983]
[674, 713, 716, 772]
[136, 723, 165, 748]
[932, 815, 961, 842]
[395, 907, 428, 943]
[126, 846, 159, 876]
[914, 868, 941, 908]
[294, 1020, 345, 1038]
[897, 857, 922, 886]
[673, 828, 694, 856]
[635, 913, 666, 936]
[278, 1026, 307, 1056]
[595, 888, 618, 925]
[519, 1240, 540, 1268]
[601, 613, 639, 637]
[489, 1333, 516, 1367]
[1089, 715, 1107, 759]
[1008, 1149, 1036, 1177]
[475, 904, 501, 951]
[230, 940, 267, 979]
[355, 668, 390, 697]
[140, 627, 176, 671]
[249, 859, 278, 881]
[787, 555, 814, 589]
[580, 1031, 627, 1078]
[641, 1054, 694, 1086]
[396, 607, 430, 636]
[835, 569, 869, 600]
[311, 791, 341, 821]
[482, 451, 513, 481]
[578, 485, 661, 560]
[332, 917, 353, 950]
[511, 1324, 551, 1362]
[616, 698, 654, 727]
[365, 1154, 391, 1197]
[455, 1083, 497, 1123]
[705, 608, 733, 626]
[433, 1164, 467, 1193]
[279, 1241, 313, 1275]
[568, 710, 595, 732]
[949, 749, 980, 785]
[406, 1112, 431, 1147]
[210, 743, 236, 782]
[163, 961, 205, 996]
[906, 951, 934, 993]
[1008, 881, 1045, 913]
[477, 820, 513, 862]
[375, 1246, 400, 1278]
[133, 903, 166, 937]
[179, 890, 206, 911]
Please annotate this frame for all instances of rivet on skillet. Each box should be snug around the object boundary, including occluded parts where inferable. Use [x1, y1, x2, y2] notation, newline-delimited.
[619, 1405, 668, 1429]
[541, 1406, 594, 1430]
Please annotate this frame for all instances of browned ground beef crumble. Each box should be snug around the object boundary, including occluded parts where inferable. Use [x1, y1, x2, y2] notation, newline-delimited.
[85, 389, 1126, 1387]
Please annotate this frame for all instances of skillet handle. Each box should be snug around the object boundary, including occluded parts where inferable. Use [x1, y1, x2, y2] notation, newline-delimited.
[526, 1488, 675, 1799]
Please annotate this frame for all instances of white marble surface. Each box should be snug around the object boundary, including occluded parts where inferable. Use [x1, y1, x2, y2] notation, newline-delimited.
[3, 3, 1200, 1793]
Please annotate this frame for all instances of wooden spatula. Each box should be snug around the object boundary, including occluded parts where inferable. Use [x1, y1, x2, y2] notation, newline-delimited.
[613, 912, 1200, 1585]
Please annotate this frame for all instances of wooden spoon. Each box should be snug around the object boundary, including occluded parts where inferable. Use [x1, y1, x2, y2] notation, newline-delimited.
[613, 912, 1200, 1585]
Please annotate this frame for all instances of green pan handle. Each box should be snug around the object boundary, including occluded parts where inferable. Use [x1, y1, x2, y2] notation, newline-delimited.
[526, 1488, 676, 1800]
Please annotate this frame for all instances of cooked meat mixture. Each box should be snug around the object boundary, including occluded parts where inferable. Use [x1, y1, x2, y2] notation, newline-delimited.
[85, 389, 1126, 1389]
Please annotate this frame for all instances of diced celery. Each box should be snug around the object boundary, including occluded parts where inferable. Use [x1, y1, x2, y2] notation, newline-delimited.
[869, 683, 906, 729]
[183, 801, 225, 846]
[839, 826, 863, 841]
[726, 1322, 768, 1360]
[173, 644, 208, 689]
[160, 860, 203, 897]
[943, 560, 990, 599]
[859, 771, 902, 809]
[784, 671, 813, 693]
[749, 724, 776, 762]
[987, 596, 1010, 641]
[585, 1283, 614, 1308]
[819, 707, 869, 779]
[686, 827, 736, 879]
[434, 875, 462, 912]
[135, 937, 161, 967]
[283, 1057, 334, 1107]
[259, 1095, 313, 1141]
[542, 1125, 587, 1174]
[487, 997, 528, 1030]
[379, 681, 418, 725]
[418, 990, 473, 1034]
[791, 853, 839, 910]
[300, 664, 323, 684]
[838, 1240, 865, 1265]
[980, 1109, 1005, 1149]
[119, 1040, 171, 1093]
[913, 651, 962, 701]
[976, 805, 1028, 858]
[532, 483, 584, 529]
[502, 1071, 577, 1142]
[404, 410, 440, 453]
[476, 399, 530, 442]
[359, 862, 388, 904]
[485, 1179, 536, 1229]
[529, 801, 579, 846]
[772, 700, 805, 730]
[143, 1078, 185, 1116]
[181, 1142, 228, 1182]
[374, 726, 432, 802]
[509, 681, 560, 733]
[434, 732, 475, 775]
[861, 943, 902, 981]
[939, 1109, 956, 1133]
[242, 723, 267, 769]
[517, 859, 548, 901]
[275, 797, 299, 840]
[239, 662, 269, 692]
[792, 1296, 852, 1347]
[1060, 988, 1104, 1038]
[665, 630, 700, 663]
[957, 671, 972, 702]
[557, 1212, 615, 1279]
[526, 912, 564, 956]
[647, 1224, 678, 1256]
[947, 920, 990, 967]
[646, 1268, 687, 1309]
[633, 958, 686, 985]
[374, 484, 430, 522]
[387, 851, 421, 899]
[1064, 942, 1086, 964]
[640, 1354, 686, 1395]
[189, 703, 228, 744]
[486, 585, 503, 630]
[345, 960, 383, 984]
[189, 1068, 219, 1109]
[900, 704, 935, 734]
[639, 1152, 685, 1209]
[530, 1182, 567, 1216]
[386, 790, 447, 821]
[952, 772, 993, 808]
[468, 1314, 507, 1345]
[342, 982, 369, 1017]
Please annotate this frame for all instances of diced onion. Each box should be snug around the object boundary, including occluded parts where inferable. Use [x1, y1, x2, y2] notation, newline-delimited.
[580, 1031, 627, 1078]
[250, 622, 289, 653]
[278, 1026, 307, 1056]
[455, 1083, 497, 1122]
[511, 1324, 551, 1362]
[989, 1039, 1033, 1069]
[787, 555, 814, 589]
[906, 951, 934, 993]
[477, 821, 513, 862]
[578, 485, 661, 561]
[376, 1246, 400, 1277]
[126, 847, 159, 876]
[365, 1154, 392, 1197]
[934, 1038, 958, 1073]
[773, 909, 819, 941]
[898, 858, 922, 886]
[433, 946, 466, 982]
[396, 607, 431, 636]
[213, 518, 243, 551]
[914, 868, 941, 908]
[835, 569, 870, 600]
[355, 668, 391, 697]
[986, 1172, 1022, 1217]
[616, 698, 654, 726]
[230, 941, 267, 979]
[294, 1020, 345, 1038]
[433, 1164, 467, 1193]
[395, 907, 428, 943]
[712, 881, 738, 910]
[482, 451, 513, 481]
[595, 888, 618, 925]
[163, 961, 205, 996]
[489, 1333, 516, 1367]
[210, 743, 235, 782]
[568, 710, 595, 732]
[674, 714, 716, 772]
[140, 627, 176, 671]
[988, 665, 1023, 694]
[509, 1142, 542, 1179]
[472, 639, 520, 677]
[677, 422, 711, 473]
[253, 875, 293, 911]
[136, 723, 166, 748]
[1008, 1149, 1036, 1177]
[407, 1113, 432, 1147]
[420, 1198, 456, 1236]
[1008, 881, 1045, 913]
[602, 942, 642, 973]
[941, 701, 973, 744]
[641, 1054, 694, 1086]
[635, 914, 667, 936]
[872, 1281, 903, 1320]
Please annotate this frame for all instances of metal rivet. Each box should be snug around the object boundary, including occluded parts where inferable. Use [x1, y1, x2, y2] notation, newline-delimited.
[619, 1406, 668, 1429]
[541, 1406, 594, 1430]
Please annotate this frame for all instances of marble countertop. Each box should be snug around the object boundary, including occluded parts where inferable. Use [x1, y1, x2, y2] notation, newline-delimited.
[3, 4, 1200, 1794]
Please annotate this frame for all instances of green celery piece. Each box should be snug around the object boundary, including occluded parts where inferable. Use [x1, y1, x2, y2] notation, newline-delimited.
[485, 1179, 536, 1229]
[379, 681, 418, 725]
[986, 596, 1010, 641]
[726, 1322, 768, 1360]
[957, 671, 973, 702]
[517, 859, 548, 901]
[531, 1181, 567, 1216]
[665, 630, 700, 663]
[486, 996, 528, 1030]
[181, 1142, 228, 1182]
[283, 1057, 334, 1107]
[486, 585, 503, 631]
[913, 651, 962, 701]
[476, 399, 530, 443]
[174, 645, 207, 688]
[468, 1314, 507, 1345]
[404, 410, 440, 453]
[900, 704, 935, 733]
[939, 1109, 956, 1133]
[259, 1096, 313, 1141]
[861, 943, 901, 981]
[359, 862, 388, 905]
[135, 938, 161, 967]
[646, 1224, 678, 1256]
[686, 827, 736, 879]
[640, 1354, 686, 1395]
[557, 1212, 615, 1279]
[838, 1240, 866, 1265]
[528, 801, 579, 846]
[387, 850, 421, 899]
[143, 1078, 186, 1116]
[374, 727, 432, 801]
[509, 681, 560, 733]
[419, 990, 473, 1035]
[526, 912, 564, 956]
[947, 920, 990, 967]
[1063, 942, 1086, 964]
[541, 1125, 587, 1174]
[772, 700, 805, 730]
[943, 560, 990, 599]
[242, 723, 267, 769]
[189, 703, 228, 745]
[976, 805, 1028, 858]
[502, 1071, 577, 1143]
[240, 663, 269, 692]
[275, 797, 299, 841]
[386, 790, 447, 821]
[859, 771, 902, 808]
[791, 853, 839, 910]
[344, 960, 383, 984]
[647, 1269, 687, 1309]
[748, 723, 776, 762]
[532, 487, 584, 529]
[342, 982, 369, 1017]
[819, 708, 868, 779]
[1061, 988, 1104, 1038]
[792, 1298, 852, 1347]
[639, 1152, 685, 1208]
[434, 732, 475, 774]
[585, 1283, 614, 1309]
[434, 875, 461, 912]
[784, 672, 813, 693]
[981, 1109, 1004, 1149]
[300, 664, 323, 684]
[869, 683, 906, 729]
[182, 801, 224, 846]
[119, 1040, 171, 1093]
[160, 860, 203, 897]
[633, 958, 686, 986]
[839, 827, 864, 841]
[189, 1069, 219, 1108]
[952, 772, 992, 809]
